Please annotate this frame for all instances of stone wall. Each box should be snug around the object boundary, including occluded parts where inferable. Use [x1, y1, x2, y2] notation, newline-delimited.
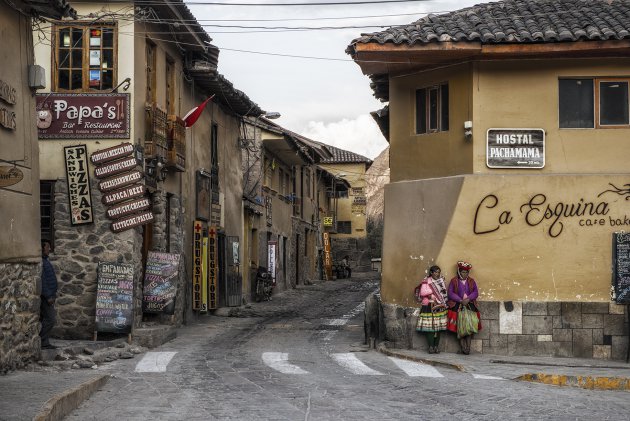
[52, 179, 143, 339]
[0, 263, 41, 373]
[144, 191, 186, 327]
[377, 299, 629, 360]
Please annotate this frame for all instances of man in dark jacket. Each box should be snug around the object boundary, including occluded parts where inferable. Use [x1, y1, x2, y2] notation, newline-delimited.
[40, 240, 58, 349]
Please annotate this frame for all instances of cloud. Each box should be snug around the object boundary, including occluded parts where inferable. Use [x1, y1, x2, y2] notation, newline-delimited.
[299, 115, 388, 160]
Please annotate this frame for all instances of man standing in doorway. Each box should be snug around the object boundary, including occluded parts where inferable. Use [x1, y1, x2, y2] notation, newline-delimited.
[40, 240, 58, 349]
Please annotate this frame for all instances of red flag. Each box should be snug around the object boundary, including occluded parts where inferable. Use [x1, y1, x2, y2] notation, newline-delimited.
[183, 95, 214, 127]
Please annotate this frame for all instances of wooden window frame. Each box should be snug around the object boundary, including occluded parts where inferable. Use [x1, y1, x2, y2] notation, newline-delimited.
[165, 55, 175, 115]
[559, 77, 630, 129]
[52, 23, 117, 92]
[146, 40, 157, 104]
[595, 78, 630, 129]
[415, 83, 449, 135]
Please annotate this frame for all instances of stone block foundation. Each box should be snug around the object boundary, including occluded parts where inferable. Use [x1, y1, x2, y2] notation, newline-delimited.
[377, 300, 629, 360]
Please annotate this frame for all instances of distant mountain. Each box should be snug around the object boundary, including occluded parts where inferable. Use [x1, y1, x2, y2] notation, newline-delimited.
[365, 146, 389, 220]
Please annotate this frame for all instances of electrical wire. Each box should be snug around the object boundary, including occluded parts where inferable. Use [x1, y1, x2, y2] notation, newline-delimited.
[128, 0, 429, 6]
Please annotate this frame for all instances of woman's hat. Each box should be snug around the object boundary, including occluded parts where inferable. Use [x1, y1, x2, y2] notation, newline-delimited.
[457, 261, 472, 271]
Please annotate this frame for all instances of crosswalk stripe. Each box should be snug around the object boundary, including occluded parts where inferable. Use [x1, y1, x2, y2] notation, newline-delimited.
[332, 353, 383, 375]
[472, 374, 505, 380]
[135, 351, 177, 373]
[262, 352, 309, 374]
[388, 357, 444, 378]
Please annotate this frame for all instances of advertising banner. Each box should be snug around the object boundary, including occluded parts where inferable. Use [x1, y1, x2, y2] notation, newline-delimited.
[64, 145, 93, 225]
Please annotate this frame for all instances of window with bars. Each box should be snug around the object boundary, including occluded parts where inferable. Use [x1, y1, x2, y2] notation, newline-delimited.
[53, 24, 116, 91]
[416, 83, 449, 134]
[337, 221, 352, 234]
[40, 181, 55, 248]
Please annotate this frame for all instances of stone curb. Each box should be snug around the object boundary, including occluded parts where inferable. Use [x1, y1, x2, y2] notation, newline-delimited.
[517, 373, 630, 391]
[376, 342, 466, 372]
[32, 374, 110, 421]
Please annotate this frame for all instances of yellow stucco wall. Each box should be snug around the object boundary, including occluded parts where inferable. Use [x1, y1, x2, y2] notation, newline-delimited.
[388, 63, 473, 182]
[0, 8, 41, 262]
[319, 162, 368, 238]
[472, 58, 630, 174]
[383, 174, 630, 306]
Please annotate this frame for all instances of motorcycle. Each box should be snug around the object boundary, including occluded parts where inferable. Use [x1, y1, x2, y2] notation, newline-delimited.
[254, 266, 274, 302]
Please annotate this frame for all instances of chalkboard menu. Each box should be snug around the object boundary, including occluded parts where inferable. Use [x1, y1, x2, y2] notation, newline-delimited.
[613, 232, 630, 304]
[142, 252, 180, 314]
[95, 262, 134, 333]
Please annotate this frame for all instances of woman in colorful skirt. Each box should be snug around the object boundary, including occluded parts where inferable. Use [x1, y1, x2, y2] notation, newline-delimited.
[415, 265, 448, 354]
[446, 261, 481, 355]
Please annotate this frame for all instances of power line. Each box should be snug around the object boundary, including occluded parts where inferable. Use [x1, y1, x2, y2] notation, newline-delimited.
[130, 0, 428, 5]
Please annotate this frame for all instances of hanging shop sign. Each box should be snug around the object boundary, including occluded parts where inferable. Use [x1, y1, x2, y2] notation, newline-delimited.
[265, 196, 272, 226]
[201, 235, 209, 312]
[486, 128, 545, 169]
[64, 145, 93, 225]
[106, 197, 151, 220]
[0, 79, 16, 131]
[94, 156, 139, 179]
[267, 241, 277, 281]
[142, 251, 180, 314]
[0, 166, 23, 188]
[323, 216, 334, 227]
[323, 232, 333, 280]
[36, 93, 130, 139]
[208, 226, 218, 310]
[97, 170, 143, 192]
[102, 184, 146, 206]
[192, 220, 204, 311]
[110, 210, 154, 233]
[90, 142, 134, 165]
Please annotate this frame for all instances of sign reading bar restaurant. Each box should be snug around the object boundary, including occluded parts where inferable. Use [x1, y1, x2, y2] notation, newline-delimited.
[36, 93, 130, 139]
[64, 145, 93, 225]
[486, 128, 545, 169]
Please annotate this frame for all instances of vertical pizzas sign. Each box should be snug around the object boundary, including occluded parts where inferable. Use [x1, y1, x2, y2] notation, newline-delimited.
[208, 226, 218, 310]
[64, 145, 94, 225]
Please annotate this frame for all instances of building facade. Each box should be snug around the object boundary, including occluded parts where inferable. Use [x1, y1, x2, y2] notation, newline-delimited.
[32, 0, 264, 342]
[0, 0, 76, 372]
[348, 0, 630, 359]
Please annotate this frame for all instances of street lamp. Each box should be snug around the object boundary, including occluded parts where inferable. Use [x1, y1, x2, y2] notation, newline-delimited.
[262, 112, 281, 120]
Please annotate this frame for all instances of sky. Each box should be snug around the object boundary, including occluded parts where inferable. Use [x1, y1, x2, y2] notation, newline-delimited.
[187, 0, 481, 160]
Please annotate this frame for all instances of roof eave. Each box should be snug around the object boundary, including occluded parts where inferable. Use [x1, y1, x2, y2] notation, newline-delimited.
[351, 39, 630, 76]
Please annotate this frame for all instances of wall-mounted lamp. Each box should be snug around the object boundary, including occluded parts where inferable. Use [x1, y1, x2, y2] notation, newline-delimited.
[111, 77, 131, 93]
[464, 121, 473, 139]
[145, 157, 167, 182]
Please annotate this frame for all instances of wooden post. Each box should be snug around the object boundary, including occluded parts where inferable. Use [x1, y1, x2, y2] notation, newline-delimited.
[93, 331, 98, 342]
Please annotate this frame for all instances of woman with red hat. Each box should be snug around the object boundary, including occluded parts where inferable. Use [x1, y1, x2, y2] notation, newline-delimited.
[446, 261, 481, 355]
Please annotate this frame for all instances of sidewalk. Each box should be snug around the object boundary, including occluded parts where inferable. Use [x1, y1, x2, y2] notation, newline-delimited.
[378, 341, 630, 391]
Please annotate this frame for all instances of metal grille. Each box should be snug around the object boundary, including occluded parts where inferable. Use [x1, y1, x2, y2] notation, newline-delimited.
[222, 235, 242, 307]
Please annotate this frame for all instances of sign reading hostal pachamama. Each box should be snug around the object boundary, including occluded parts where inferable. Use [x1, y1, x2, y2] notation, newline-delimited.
[486, 128, 545, 169]
[95, 262, 133, 333]
[143, 252, 180, 314]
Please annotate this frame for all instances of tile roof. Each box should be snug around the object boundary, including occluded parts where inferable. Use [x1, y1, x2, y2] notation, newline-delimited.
[320, 144, 372, 165]
[350, 0, 630, 46]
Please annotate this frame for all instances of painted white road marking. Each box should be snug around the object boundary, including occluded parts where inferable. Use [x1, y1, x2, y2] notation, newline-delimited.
[473, 374, 505, 380]
[262, 352, 309, 374]
[388, 357, 444, 378]
[332, 353, 383, 375]
[135, 351, 177, 373]
[324, 319, 348, 326]
[323, 303, 366, 326]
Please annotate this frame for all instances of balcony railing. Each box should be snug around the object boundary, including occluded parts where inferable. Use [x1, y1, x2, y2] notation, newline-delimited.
[167, 115, 186, 171]
[145, 103, 168, 160]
